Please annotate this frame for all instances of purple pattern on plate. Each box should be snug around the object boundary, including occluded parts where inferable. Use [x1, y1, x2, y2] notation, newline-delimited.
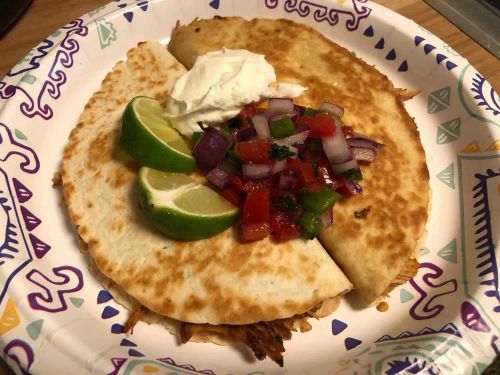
[120, 0, 149, 23]
[376, 322, 461, 342]
[128, 349, 144, 357]
[108, 357, 127, 375]
[120, 339, 137, 347]
[0, 18, 88, 120]
[413, 35, 457, 71]
[332, 319, 348, 335]
[409, 262, 458, 320]
[0, 125, 40, 299]
[209, 0, 220, 9]
[461, 301, 491, 332]
[386, 357, 439, 375]
[97, 289, 113, 304]
[0, 123, 40, 174]
[471, 168, 500, 311]
[7, 39, 54, 77]
[471, 73, 500, 116]
[0, 173, 35, 304]
[157, 358, 215, 375]
[20, 206, 41, 231]
[265, 0, 371, 31]
[491, 335, 499, 355]
[3, 339, 34, 375]
[26, 266, 84, 312]
[344, 337, 362, 350]
[29, 233, 51, 259]
[101, 305, 120, 319]
[111, 323, 124, 334]
[13, 178, 33, 203]
[361, 25, 408, 72]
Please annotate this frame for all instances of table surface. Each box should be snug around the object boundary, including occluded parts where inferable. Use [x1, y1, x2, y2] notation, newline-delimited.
[0, 0, 498, 374]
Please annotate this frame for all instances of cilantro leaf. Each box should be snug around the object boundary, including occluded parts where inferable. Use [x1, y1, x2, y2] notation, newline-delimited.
[268, 144, 296, 159]
[343, 168, 363, 181]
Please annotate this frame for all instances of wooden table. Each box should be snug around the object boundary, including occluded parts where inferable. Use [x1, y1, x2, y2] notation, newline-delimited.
[0, 1, 498, 374]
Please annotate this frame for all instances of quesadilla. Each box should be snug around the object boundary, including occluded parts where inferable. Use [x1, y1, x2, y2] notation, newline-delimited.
[168, 17, 429, 306]
[60, 40, 352, 365]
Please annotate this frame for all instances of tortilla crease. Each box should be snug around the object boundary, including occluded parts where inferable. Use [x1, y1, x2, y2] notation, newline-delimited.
[168, 17, 429, 305]
[61, 40, 352, 327]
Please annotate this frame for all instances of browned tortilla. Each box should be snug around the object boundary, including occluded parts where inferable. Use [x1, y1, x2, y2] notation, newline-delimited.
[61, 40, 352, 326]
[168, 17, 430, 305]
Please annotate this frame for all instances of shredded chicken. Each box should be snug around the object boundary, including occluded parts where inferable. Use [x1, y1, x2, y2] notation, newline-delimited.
[395, 88, 419, 101]
[123, 306, 149, 334]
[52, 171, 62, 187]
[122, 302, 333, 366]
[383, 257, 420, 296]
[122, 297, 340, 366]
[180, 314, 311, 367]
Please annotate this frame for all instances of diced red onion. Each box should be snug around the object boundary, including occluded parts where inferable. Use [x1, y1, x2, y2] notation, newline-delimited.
[294, 124, 309, 133]
[272, 159, 288, 174]
[330, 159, 359, 175]
[279, 170, 298, 190]
[347, 137, 384, 150]
[341, 177, 363, 196]
[287, 145, 299, 156]
[351, 147, 376, 162]
[217, 157, 239, 175]
[192, 127, 231, 171]
[274, 130, 310, 146]
[347, 139, 379, 151]
[207, 168, 229, 190]
[319, 102, 344, 118]
[269, 111, 298, 123]
[252, 113, 270, 139]
[320, 208, 333, 228]
[293, 142, 306, 156]
[242, 164, 273, 179]
[351, 132, 384, 148]
[267, 98, 294, 117]
[232, 126, 256, 142]
[294, 104, 306, 116]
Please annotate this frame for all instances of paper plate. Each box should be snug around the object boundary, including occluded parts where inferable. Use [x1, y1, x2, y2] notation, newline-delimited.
[0, 0, 498, 373]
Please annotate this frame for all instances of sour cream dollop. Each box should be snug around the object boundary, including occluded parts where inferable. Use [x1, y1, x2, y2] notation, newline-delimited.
[164, 48, 306, 137]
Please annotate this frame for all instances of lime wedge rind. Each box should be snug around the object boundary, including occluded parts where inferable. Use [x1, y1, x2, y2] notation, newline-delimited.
[138, 167, 239, 241]
[118, 96, 195, 173]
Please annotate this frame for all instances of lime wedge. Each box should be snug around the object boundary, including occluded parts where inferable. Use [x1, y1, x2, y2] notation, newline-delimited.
[118, 96, 196, 173]
[138, 167, 239, 240]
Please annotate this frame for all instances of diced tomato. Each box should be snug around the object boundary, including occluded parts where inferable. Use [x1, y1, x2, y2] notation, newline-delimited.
[296, 114, 336, 138]
[228, 174, 244, 191]
[243, 189, 270, 224]
[220, 187, 241, 206]
[240, 102, 257, 128]
[287, 157, 302, 173]
[234, 140, 272, 164]
[238, 222, 271, 242]
[330, 174, 345, 190]
[342, 126, 354, 138]
[242, 177, 273, 193]
[298, 162, 316, 183]
[287, 158, 317, 187]
[270, 210, 301, 243]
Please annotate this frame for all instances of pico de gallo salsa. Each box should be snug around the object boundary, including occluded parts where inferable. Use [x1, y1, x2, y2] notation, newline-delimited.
[191, 98, 384, 243]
